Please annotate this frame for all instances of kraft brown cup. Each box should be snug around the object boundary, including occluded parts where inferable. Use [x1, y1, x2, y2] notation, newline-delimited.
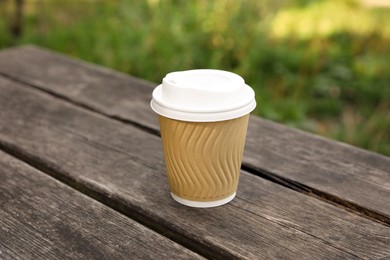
[158, 114, 250, 203]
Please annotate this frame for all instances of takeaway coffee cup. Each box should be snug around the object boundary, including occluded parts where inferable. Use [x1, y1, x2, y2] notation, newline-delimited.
[151, 69, 256, 207]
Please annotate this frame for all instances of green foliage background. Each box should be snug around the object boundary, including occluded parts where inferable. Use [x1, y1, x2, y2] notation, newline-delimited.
[1, 0, 389, 155]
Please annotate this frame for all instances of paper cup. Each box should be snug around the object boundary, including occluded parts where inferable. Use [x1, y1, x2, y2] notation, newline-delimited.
[159, 114, 249, 207]
[151, 69, 256, 207]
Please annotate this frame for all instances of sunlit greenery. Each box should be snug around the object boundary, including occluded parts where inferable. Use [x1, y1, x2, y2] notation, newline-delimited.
[1, 0, 389, 155]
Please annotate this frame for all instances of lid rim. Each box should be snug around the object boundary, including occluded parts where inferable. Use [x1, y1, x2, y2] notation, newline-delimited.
[152, 84, 255, 113]
[151, 99, 256, 122]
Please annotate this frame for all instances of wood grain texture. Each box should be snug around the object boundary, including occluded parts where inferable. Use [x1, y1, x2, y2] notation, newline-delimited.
[0, 151, 202, 260]
[0, 77, 389, 259]
[0, 46, 388, 221]
[244, 117, 390, 221]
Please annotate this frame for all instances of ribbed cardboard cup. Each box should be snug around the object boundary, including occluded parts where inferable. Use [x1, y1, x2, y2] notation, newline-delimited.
[159, 114, 250, 207]
[151, 69, 256, 207]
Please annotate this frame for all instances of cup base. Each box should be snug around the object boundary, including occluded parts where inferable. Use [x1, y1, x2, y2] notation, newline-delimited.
[171, 192, 236, 208]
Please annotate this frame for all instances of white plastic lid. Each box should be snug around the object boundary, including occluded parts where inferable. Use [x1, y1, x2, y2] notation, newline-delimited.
[151, 69, 256, 122]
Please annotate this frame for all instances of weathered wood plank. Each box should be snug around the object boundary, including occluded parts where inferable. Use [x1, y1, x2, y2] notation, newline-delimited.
[0, 77, 389, 259]
[244, 117, 390, 221]
[0, 45, 388, 221]
[0, 151, 203, 260]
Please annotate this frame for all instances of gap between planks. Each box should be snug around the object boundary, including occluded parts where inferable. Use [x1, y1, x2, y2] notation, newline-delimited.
[0, 71, 389, 228]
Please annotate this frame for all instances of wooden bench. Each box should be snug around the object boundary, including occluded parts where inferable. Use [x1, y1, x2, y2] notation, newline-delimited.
[0, 45, 389, 259]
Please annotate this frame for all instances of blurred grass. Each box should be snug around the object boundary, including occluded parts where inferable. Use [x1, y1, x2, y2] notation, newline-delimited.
[0, 0, 389, 156]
